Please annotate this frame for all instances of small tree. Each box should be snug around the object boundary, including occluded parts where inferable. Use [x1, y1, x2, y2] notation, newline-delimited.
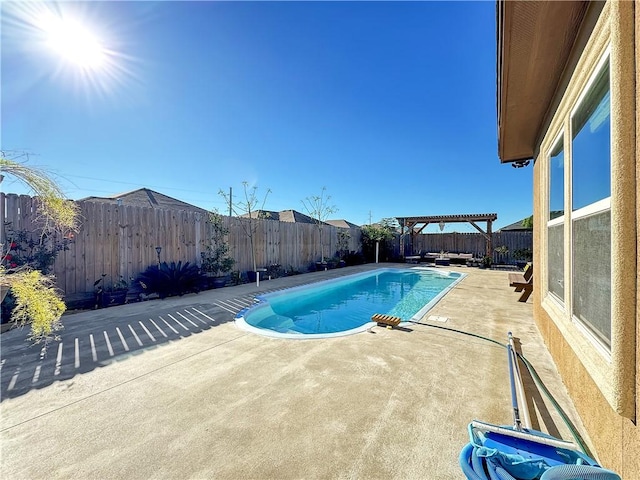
[336, 230, 351, 260]
[219, 182, 270, 283]
[521, 215, 533, 228]
[361, 219, 396, 263]
[301, 187, 337, 263]
[201, 211, 235, 277]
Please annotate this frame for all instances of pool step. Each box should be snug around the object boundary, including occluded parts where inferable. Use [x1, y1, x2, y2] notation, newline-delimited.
[371, 313, 402, 328]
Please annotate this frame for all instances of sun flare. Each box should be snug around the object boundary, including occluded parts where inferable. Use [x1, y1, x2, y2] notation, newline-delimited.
[38, 13, 106, 70]
[2, 1, 138, 99]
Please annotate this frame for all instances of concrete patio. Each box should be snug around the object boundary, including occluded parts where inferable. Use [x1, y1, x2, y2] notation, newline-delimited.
[0, 264, 593, 479]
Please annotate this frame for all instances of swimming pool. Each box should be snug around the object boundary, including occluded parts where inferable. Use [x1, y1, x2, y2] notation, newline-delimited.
[235, 267, 465, 339]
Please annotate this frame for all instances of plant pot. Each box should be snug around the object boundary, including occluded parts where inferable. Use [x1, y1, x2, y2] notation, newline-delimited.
[102, 290, 127, 307]
[202, 273, 227, 289]
[211, 276, 227, 289]
[247, 269, 267, 283]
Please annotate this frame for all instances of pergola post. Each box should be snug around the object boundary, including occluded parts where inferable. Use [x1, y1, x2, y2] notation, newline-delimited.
[487, 219, 493, 257]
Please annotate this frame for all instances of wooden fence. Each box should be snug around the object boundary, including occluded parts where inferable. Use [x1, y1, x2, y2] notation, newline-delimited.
[2, 193, 532, 301]
[1, 194, 361, 298]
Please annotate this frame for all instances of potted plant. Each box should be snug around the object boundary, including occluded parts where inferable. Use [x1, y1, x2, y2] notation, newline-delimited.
[95, 274, 129, 308]
[200, 211, 235, 288]
[494, 245, 509, 265]
[480, 255, 493, 269]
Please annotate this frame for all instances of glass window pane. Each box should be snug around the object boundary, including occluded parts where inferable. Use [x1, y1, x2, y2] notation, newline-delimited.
[548, 223, 564, 301]
[572, 63, 610, 211]
[572, 210, 611, 348]
[549, 141, 564, 219]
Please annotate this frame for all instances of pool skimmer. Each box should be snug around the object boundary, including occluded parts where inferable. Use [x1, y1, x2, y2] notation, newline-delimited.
[427, 315, 449, 323]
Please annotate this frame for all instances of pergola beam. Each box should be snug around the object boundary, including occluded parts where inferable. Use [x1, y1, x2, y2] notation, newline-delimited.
[469, 221, 491, 241]
[397, 213, 498, 257]
[415, 223, 430, 234]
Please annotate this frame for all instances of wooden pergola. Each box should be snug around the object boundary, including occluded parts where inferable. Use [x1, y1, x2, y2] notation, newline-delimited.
[396, 213, 498, 257]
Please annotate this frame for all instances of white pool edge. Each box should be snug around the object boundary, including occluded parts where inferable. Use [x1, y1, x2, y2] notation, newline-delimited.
[406, 266, 467, 323]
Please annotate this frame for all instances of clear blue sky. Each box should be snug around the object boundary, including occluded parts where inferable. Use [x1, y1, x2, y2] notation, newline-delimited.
[1, 1, 532, 232]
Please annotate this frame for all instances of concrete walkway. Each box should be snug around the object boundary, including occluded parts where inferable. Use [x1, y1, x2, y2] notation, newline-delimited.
[0, 264, 593, 479]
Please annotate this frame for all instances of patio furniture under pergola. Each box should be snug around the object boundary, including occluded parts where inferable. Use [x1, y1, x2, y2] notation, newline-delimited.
[396, 213, 498, 258]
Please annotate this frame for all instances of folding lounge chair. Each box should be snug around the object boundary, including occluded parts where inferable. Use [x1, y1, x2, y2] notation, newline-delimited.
[508, 263, 532, 287]
[508, 263, 533, 302]
[515, 282, 533, 302]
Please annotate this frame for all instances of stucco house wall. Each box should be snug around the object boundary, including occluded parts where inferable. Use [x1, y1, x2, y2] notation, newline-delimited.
[499, 1, 639, 477]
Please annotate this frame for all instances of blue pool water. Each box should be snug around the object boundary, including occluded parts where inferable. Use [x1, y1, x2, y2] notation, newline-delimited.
[235, 267, 465, 339]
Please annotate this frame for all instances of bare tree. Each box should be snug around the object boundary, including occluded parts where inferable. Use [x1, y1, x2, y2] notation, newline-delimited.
[301, 187, 337, 264]
[219, 182, 271, 282]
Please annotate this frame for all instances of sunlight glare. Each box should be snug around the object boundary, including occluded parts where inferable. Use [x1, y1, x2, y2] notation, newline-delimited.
[41, 15, 106, 69]
[2, 1, 142, 101]
[38, 12, 106, 70]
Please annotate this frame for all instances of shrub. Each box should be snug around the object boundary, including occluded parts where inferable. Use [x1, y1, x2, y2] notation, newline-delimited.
[1, 228, 72, 274]
[137, 261, 203, 298]
[513, 248, 533, 262]
[6, 269, 65, 343]
[201, 211, 235, 277]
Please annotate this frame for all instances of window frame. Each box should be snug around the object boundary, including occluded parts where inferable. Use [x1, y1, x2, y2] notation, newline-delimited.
[546, 131, 566, 307]
[568, 48, 612, 356]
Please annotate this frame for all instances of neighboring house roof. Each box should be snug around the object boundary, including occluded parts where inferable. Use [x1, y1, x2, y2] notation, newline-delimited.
[240, 209, 322, 224]
[498, 219, 533, 232]
[79, 188, 207, 212]
[278, 210, 318, 224]
[326, 219, 360, 229]
[497, 0, 593, 163]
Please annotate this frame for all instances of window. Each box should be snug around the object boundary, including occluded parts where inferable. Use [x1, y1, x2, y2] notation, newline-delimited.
[547, 138, 564, 302]
[570, 59, 611, 349]
[572, 64, 611, 210]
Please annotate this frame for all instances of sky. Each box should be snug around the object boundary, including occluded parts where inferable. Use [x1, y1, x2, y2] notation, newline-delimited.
[1, 0, 532, 232]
